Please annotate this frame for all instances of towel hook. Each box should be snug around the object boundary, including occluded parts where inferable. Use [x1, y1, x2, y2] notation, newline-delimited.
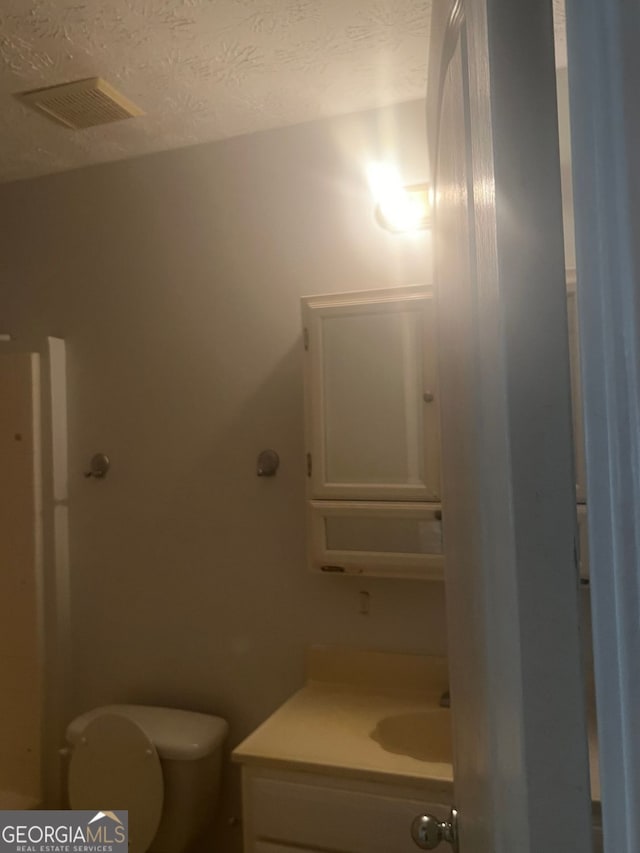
[85, 453, 110, 479]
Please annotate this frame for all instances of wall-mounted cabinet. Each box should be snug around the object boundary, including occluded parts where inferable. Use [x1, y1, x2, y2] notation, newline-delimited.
[302, 286, 442, 579]
[301, 278, 588, 581]
[302, 286, 440, 502]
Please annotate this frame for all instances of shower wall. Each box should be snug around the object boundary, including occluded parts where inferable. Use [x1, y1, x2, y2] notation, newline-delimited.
[0, 352, 42, 806]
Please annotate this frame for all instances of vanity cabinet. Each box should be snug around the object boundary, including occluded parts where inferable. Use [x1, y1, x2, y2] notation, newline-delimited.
[302, 286, 443, 579]
[242, 767, 451, 853]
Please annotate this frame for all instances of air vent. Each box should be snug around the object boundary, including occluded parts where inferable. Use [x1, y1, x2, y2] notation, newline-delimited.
[18, 77, 144, 129]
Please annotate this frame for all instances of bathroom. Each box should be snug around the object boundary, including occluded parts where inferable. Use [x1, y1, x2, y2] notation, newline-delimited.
[0, 2, 623, 852]
[1, 95, 452, 853]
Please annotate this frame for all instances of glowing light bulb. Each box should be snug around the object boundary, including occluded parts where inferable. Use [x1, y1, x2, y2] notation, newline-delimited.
[366, 162, 432, 233]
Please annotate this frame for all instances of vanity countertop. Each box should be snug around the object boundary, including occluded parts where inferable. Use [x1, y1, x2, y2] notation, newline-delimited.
[232, 648, 453, 793]
[233, 646, 600, 810]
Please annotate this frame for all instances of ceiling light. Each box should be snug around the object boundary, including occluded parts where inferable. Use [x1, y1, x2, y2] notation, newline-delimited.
[366, 163, 432, 233]
[376, 183, 431, 232]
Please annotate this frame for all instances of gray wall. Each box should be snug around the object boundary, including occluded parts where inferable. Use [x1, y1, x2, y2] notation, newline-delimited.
[0, 98, 447, 850]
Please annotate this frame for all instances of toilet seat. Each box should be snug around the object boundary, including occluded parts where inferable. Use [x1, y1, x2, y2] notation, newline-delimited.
[69, 713, 164, 853]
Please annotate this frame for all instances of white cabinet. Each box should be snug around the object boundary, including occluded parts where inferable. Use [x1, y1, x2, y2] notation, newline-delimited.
[302, 286, 440, 501]
[307, 500, 444, 579]
[242, 767, 451, 853]
[300, 280, 586, 580]
[302, 286, 443, 579]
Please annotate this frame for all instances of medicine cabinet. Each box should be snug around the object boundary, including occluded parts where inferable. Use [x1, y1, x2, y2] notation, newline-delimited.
[301, 278, 588, 581]
[302, 286, 443, 579]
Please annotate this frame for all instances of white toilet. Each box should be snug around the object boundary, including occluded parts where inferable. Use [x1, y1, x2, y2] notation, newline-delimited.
[65, 705, 228, 853]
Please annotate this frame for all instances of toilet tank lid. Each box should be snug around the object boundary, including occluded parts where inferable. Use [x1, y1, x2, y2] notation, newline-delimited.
[66, 705, 228, 760]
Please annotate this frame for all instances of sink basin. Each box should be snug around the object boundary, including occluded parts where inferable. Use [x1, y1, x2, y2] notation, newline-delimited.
[371, 709, 452, 763]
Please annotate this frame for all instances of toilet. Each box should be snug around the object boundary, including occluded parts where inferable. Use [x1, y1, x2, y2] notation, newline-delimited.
[65, 705, 228, 853]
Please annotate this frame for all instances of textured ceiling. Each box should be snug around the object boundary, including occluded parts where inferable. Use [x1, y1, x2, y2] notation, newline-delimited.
[0, 0, 568, 185]
[0, 0, 432, 183]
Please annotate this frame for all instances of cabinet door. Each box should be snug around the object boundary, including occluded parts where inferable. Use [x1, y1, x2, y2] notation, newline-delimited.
[308, 500, 444, 579]
[247, 773, 449, 853]
[303, 287, 440, 501]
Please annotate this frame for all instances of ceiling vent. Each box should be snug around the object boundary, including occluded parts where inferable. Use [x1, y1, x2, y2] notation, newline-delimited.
[18, 77, 144, 129]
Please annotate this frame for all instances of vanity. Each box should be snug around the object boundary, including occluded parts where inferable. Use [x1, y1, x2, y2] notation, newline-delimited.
[232, 277, 598, 852]
[232, 649, 453, 853]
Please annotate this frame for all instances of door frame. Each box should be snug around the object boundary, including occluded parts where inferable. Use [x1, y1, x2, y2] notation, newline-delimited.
[0, 338, 70, 808]
[565, 1, 640, 850]
[428, 1, 593, 850]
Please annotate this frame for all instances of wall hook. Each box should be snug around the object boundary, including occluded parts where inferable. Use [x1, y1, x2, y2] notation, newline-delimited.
[257, 449, 279, 477]
[84, 453, 110, 479]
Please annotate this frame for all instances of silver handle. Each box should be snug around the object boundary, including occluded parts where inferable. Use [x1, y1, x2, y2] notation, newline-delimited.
[411, 809, 458, 851]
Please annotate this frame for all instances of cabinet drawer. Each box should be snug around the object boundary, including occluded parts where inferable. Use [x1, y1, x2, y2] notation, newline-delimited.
[247, 774, 450, 853]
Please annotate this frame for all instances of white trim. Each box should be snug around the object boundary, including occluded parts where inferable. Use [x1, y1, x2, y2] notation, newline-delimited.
[301, 283, 430, 308]
[44, 338, 71, 806]
[428, 0, 592, 850]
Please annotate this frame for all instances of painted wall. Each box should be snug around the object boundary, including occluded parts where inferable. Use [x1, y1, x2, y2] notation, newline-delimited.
[0, 98, 446, 849]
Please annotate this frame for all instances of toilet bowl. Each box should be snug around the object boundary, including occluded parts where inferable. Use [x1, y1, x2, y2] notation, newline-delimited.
[65, 705, 228, 853]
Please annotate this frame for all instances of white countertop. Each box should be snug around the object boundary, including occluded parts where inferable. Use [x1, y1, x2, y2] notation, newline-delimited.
[233, 648, 453, 792]
[233, 682, 454, 789]
[232, 647, 600, 809]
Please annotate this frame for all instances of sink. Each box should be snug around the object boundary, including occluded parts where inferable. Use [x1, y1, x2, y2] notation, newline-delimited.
[371, 709, 452, 763]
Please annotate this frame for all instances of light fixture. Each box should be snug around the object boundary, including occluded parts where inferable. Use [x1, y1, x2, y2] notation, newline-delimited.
[366, 163, 432, 233]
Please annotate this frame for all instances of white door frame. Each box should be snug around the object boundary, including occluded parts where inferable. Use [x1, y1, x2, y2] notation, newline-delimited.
[565, 2, 640, 850]
[428, 1, 592, 850]
[0, 337, 71, 807]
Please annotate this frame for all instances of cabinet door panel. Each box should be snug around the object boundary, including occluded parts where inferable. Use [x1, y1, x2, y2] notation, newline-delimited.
[322, 308, 423, 486]
[248, 774, 449, 853]
[308, 500, 444, 579]
[303, 288, 440, 501]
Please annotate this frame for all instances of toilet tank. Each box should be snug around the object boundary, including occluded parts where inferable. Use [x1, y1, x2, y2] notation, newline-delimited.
[66, 705, 228, 853]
